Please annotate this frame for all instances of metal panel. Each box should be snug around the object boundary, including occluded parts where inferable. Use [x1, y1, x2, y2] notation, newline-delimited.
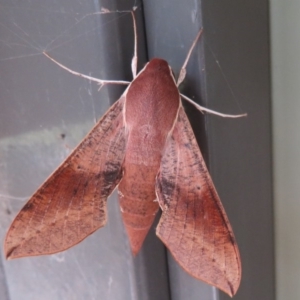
[271, 0, 300, 299]
[0, 1, 169, 299]
[142, 0, 274, 299]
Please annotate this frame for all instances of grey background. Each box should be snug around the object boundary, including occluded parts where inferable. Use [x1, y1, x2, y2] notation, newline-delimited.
[0, 0, 273, 299]
[271, 0, 300, 298]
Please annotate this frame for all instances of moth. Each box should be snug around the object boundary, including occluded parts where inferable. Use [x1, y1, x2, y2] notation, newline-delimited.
[4, 8, 243, 297]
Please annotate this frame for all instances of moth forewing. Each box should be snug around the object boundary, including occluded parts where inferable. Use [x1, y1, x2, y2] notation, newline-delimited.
[5, 97, 127, 259]
[155, 107, 241, 297]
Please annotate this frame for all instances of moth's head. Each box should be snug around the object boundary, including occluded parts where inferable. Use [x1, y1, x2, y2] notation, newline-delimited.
[147, 58, 171, 74]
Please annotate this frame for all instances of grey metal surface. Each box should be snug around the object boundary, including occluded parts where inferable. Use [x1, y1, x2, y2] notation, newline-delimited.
[0, 1, 169, 299]
[0, 257, 9, 300]
[143, 0, 274, 299]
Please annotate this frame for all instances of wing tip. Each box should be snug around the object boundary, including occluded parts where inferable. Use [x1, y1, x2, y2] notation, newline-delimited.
[157, 229, 241, 297]
[5, 245, 18, 260]
[220, 279, 239, 297]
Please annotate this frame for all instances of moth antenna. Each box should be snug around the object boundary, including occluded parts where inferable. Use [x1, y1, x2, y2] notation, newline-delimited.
[97, 7, 138, 78]
[181, 93, 247, 118]
[86, 6, 139, 78]
[177, 28, 203, 86]
[43, 52, 130, 86]
[131, 9, 138, 78]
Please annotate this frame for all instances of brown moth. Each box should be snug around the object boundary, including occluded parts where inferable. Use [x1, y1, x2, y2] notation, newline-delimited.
[4, 9, 243, 297]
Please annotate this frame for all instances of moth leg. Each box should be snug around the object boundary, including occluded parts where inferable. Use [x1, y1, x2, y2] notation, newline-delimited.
[180, 94, 247, 118]
[43, 52, 130, 90]
[130, 9, 138, 78]
[44, 8, 138, 85]
[177, 28, 203, 86]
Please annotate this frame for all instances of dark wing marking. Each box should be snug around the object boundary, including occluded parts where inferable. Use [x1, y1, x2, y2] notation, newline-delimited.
[5, 97, 127, 259]
[156, 107, 241, 297]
